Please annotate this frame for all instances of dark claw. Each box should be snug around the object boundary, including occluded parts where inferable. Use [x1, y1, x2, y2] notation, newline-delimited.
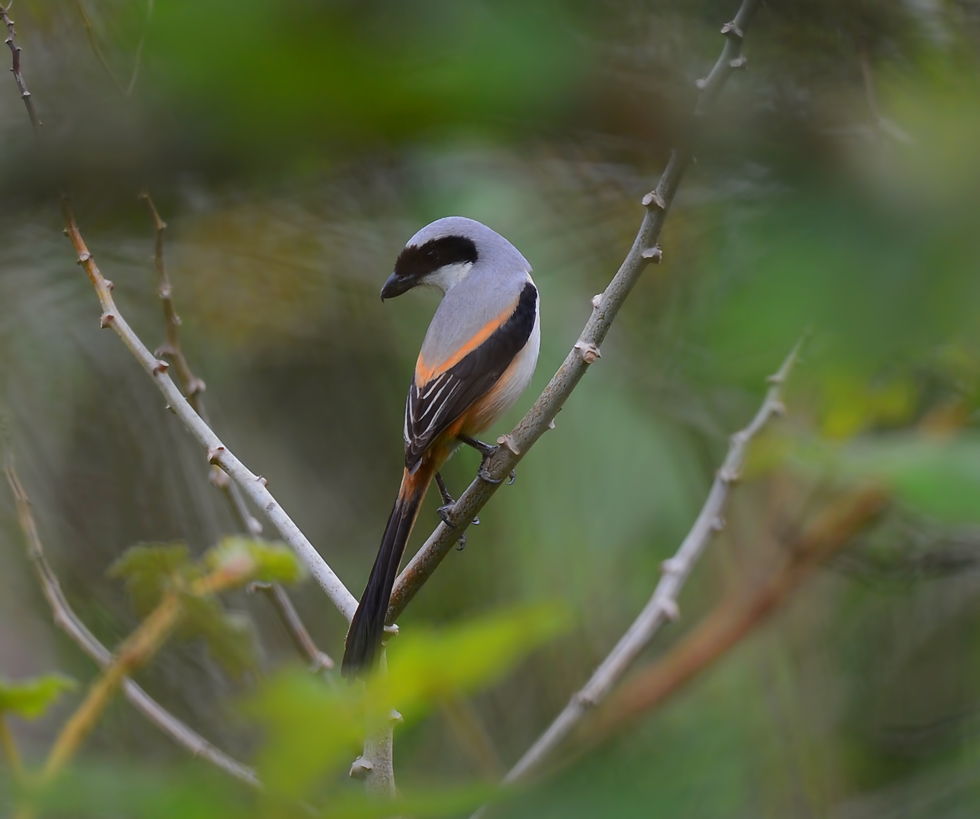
[478, 464, 504, 485]
[456, 531, 467, 551]
[437, 503, 456, 527]
[507, 470, 517, 486]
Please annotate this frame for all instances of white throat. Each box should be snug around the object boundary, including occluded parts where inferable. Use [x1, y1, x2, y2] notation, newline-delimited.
[423, 261, 473, 294]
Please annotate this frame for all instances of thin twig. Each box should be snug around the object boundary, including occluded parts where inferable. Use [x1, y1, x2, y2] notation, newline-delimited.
[582, 488, 888, 742]
[489, 339, 802, 793]
[248, 582, 334, 672]
[0, 716, 24, 778]
[3, 451, 260, 788]
[388, 0, 762, 625]
[0, 2, 41, 138]
[139, 191, 334, 669]
[73, 0, 151, 97]
[59, 195, 358, 621]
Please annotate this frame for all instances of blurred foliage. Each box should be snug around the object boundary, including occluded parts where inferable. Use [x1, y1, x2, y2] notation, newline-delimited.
[0, 674, 76, 721]
[1, 0, 980, 817]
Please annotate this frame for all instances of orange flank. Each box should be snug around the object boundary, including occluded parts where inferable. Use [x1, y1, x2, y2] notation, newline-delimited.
[414, 296, 519, 383]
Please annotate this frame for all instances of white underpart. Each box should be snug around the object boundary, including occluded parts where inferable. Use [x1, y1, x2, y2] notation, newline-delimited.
[422, 261, 474, 294]
[485, 285, 541, 421]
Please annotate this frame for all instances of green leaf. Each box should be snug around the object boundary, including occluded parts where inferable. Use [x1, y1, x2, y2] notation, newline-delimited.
[109, 543, 199, 614]
[245, 604, 567, 800]
[0, 674, 77, 720]
[204, 536, 304, 586]
[180, 596, 258, 679]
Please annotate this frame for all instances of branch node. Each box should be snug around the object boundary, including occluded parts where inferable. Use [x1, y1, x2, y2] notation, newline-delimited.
[770, 400, 787, 417]
[695, 77, 708, 91]
[497, 433, 521, 456]
[390, 709, 404, 725]
[76, 252, 91, 264]
[573, 341, 601, 364]
[711, 515, 726, 532]
[186, 377, 206, 396]
[349, 757, 373, 779]
[256, 475, 268, 487]
[99, 312, 115, 329]
[575, 692, 598, 709]
[641, 190, 666, 210]
[660, 558, 683, 575]
[104, 279, 114, 291]
[591, 293, 602, 309]
[729, 55, 748, 70]
[641, 245, 663, 264]
[718, 466, 740, 485]
[152, 360, 169, 375]
[660, 598, 681, 622]
[206, 446, 225, 464]
[721, 20, 744, 40]
[547, 418, 556, 431]
[383, 623, 400, 636]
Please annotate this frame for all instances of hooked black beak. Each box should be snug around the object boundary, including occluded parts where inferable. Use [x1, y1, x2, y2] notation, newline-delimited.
[380, 272, 415, 301]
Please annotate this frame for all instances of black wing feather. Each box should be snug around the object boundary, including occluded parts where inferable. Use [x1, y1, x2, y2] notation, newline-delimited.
[405, 282, 537, 472]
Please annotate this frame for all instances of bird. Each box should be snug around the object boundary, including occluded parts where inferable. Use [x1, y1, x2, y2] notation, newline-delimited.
[341, 217, 541, 677]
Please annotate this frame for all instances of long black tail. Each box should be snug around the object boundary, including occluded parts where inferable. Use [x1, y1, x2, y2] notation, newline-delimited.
[341, 468, 429, 677]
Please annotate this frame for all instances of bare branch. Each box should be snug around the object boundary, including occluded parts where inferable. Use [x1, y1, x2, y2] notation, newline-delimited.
[138, 191, 334, 668]
[0, 2, 41, 138]
[490, 339, 802, 792]
[583, 488, 888, 742]
[3, 450, 260, 789]
[248, 582, 334, 672]
[59, 194, 358, 620]
[72, 0, 151, 97]
[389, 0, 763, 625]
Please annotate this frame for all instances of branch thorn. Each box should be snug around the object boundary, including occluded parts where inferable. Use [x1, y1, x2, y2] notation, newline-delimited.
[591, 293, 602, 309]
[660, 599, 681, 622]
[721, 21, 744, 40]
[349, 758, 373, 779]
[104, 279, 114, 291]
[641, 245, 663, 263]
[256, 475, 267, 487]
[497, 433, 521, 456]
[152, 360, 169, 375]
[76, 252, 91, 264]
[206, 446, 225, 464]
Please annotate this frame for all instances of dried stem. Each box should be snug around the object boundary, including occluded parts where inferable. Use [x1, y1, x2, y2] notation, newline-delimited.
[389, 0, 762, 625]
[59, 195, 358, 621]
[493, 339, 802, 791]
[138, 191, 330, 665]
[0, 2, 41, 138]
[583, 488, 888, 741]
[73, 0, 150, 97]
[3, 450, 260, 788]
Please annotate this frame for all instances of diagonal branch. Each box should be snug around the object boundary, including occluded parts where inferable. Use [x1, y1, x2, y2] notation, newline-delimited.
[388, 0, 763, 624]
[3, 450, 260, 788]
[1, 2, 41, 138]
[583, 487, 888, 743]
[489, 340, 801, 792]
[59, 195, 358, 621]
[139, 191, 333, 670]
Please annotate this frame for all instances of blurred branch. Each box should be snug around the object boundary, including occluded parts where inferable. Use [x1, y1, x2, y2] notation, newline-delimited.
[248, 582, 334, 672]
[490, 338, 803, 794]
[59, 195, 358, 621]
[581, 487, 888, 743]
[139, 191, 333, 669]
[389, 0, 761, 624]
[3, 450, 260, 788]
[40, 548, 271, 783]
[0, 2, 41, 138]
[0, 716, 24, 779]
[73, 0, 150, 96]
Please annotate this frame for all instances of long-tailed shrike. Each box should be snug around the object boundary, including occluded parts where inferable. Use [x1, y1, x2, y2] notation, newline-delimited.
[341, 217, 540, 676]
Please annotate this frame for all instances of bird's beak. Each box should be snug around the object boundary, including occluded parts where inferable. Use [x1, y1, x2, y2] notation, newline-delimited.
[380, 272, 414, 301]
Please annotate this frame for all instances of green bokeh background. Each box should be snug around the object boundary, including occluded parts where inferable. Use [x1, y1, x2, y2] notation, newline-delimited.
[3, 0, 980, 816]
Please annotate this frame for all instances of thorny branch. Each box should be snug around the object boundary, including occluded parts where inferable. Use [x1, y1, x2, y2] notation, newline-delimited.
[139, 191, 334, 672]
[3, 450, 260, 788]
[488, 339, 803, 795]
[1, 2, 40, 138]
[583, 488, 888, 742]
[60, 194, 358, 619]
[388, 0, 762, 626]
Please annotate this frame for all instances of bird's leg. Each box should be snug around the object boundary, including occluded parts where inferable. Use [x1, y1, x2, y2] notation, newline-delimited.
[435, 472, 478, 551]
[458, 435, 517, 486]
